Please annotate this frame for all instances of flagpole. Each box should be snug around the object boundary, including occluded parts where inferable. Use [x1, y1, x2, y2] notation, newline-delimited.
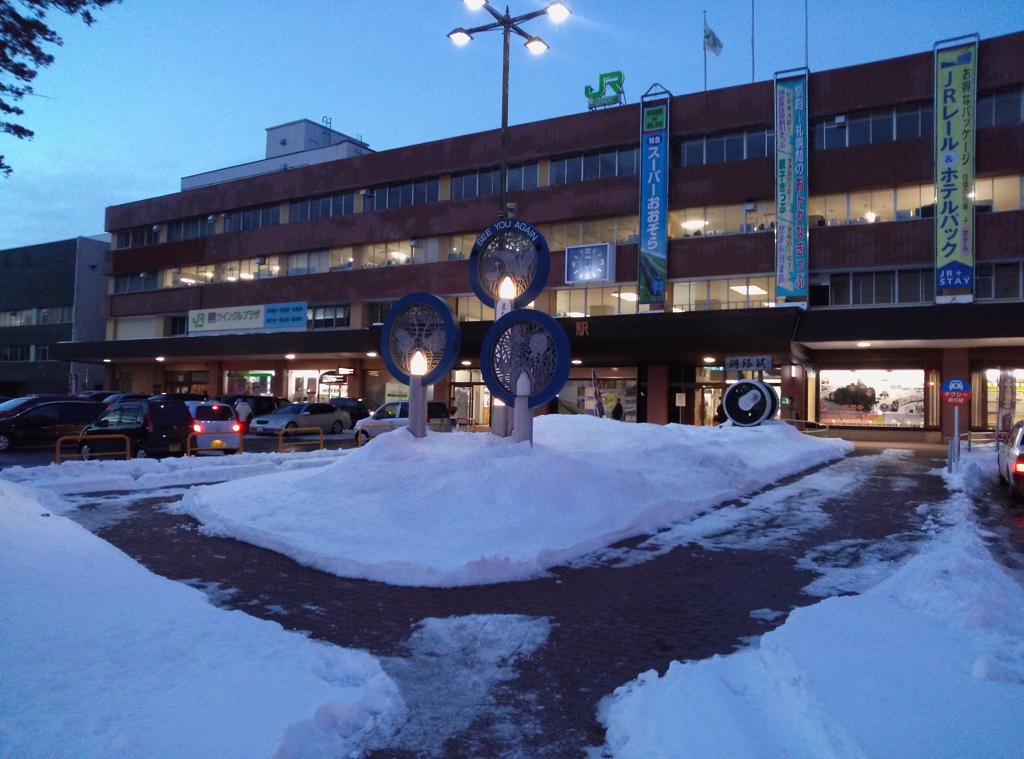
[703, 9, 707, 91]
[751, 0, 755, 83]
[804, 0, 809, 69]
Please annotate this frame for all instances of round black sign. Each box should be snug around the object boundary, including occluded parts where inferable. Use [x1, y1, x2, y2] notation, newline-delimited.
[722, 380, 778, 427]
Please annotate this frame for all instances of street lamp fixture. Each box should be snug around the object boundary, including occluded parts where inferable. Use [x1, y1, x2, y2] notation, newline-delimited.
[448, 0, 570, 219]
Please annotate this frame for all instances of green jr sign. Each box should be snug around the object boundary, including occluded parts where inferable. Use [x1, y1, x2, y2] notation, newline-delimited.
[586, 71, 625, 110]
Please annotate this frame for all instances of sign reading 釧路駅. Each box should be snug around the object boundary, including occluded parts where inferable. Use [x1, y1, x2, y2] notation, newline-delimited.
[774, 70, 809, 299]
[725, 355, 773, 372]
[934, 38, 978, 300]
[638, 97, 669, 308]
[188, 301, 307, 334]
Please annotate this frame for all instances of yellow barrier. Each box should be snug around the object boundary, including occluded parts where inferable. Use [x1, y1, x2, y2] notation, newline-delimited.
[56, 434, 132, 464]
[277, 426, 325, 453]
[186, 431, 243, 456]
[356, 423, 393, 446]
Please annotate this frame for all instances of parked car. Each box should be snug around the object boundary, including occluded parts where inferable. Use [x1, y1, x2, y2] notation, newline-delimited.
[77, 391, 114, 402]
[328, 397, 373, 428]
[100, 392, 151, 406]
[0, 395, 75, 420]
[250, 402, 350, 436]
[0, 400, 106, 452]
[78, 398, 194, 459]
[997, 420, 1024, 499]
[216, 395, 291, 420]
[188, 401, 242, 454]
[353, 400, 452, 444]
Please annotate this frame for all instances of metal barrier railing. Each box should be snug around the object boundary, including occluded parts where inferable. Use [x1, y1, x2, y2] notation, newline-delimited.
[778, 418, 830, 435]
[356, 423, 393, 446]
[186, 431, 243, 456]
[277, 426, 325, 453]
[960, 429, 1002, 452]
[55, 434, 132, 464]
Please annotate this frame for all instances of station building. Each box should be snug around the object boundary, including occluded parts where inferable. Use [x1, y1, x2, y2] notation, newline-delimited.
[57, 31, 1024, 441]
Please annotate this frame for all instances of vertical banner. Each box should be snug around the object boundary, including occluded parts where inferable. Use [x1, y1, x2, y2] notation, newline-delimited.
[934, 38, 978, 300]
[639, 97, 670, 307]
[774, 70, 809, 299]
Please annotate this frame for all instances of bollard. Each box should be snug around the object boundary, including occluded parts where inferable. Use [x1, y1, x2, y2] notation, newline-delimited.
[947, 438, 954, 473]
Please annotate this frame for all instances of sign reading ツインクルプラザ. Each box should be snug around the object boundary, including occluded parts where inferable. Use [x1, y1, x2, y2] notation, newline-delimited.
[188, 302, 307, 334]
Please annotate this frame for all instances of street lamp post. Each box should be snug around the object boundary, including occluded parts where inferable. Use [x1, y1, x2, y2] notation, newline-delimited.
[449, 0, 570, 220]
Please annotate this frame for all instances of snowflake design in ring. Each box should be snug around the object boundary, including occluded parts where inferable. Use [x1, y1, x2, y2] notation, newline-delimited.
[390, 304, 447, 374]
[491, 321, 558, 396]
[480, 230, 538, 299]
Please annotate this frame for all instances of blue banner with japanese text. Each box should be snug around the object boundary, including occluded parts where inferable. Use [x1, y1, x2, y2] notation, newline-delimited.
[934, 41, 977, 296]
[638, 97, 669, 307]
[774, 73, 808, 298]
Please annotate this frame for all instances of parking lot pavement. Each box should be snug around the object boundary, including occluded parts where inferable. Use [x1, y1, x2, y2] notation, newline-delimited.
[66, 444, 956, 757]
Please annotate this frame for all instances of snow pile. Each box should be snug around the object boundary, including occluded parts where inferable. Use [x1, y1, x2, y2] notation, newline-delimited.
[0, 448, 344, 499]
[0, 479, 404, 758]
[175, 416, 851, 586]
[596, 447, 1024, 759]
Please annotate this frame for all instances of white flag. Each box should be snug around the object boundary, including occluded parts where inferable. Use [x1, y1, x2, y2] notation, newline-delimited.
[704, 23, 724, 57]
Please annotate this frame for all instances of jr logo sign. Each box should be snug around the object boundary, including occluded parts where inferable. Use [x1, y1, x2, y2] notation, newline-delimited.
[586, 71, 625, 110]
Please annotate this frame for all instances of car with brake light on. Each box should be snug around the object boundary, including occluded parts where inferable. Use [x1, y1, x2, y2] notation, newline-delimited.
[353, 400, 452, 445]
[997, 420, 1024, 500]
[249, 402, 350, 436]
[187, 401, 242, 454]
[78, 398, 193, 459]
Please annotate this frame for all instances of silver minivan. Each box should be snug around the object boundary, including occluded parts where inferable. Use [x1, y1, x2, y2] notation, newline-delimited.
[353, 401, 451, 444]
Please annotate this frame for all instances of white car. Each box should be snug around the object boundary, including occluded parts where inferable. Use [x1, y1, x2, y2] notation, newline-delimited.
[250, 402, 350, 436]
[353, 401, 452, 445]
[187, 401, 242, 454]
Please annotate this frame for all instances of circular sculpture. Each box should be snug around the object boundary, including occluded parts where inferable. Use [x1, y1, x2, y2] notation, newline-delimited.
[468, 219, 550, 310]
[722, 379, 779, 427]
[380, 292, 461, 386]
[481, 310, 571, 408]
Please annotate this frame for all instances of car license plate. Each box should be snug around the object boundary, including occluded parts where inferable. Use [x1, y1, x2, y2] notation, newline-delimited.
[169, 443, 181, 452]
[212, 439, 223, 448]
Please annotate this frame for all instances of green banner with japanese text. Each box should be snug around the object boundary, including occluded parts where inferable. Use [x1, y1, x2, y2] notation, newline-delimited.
[934, 40, 977, 296]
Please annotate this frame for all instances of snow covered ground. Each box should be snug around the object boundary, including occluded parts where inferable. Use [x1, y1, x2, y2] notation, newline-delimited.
[3, 417, 1022, 756]
[594, 446, 1024, 759]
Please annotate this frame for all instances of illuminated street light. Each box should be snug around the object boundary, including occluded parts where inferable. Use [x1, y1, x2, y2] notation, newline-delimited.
[448, 1, 570, 219]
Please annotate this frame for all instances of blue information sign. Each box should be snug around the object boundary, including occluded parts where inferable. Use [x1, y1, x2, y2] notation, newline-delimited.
[638, 97, 669, 307]
[264, 302, 307, 329]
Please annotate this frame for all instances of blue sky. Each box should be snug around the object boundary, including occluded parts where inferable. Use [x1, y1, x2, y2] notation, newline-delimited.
[0, 0, 1019, 249]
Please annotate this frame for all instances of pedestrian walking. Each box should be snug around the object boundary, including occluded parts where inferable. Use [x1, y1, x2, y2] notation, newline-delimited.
[611, 400, 624, 421]
[234, 398, 253, 426]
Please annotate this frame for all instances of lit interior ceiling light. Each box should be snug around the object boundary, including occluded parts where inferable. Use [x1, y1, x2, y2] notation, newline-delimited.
[155, 356, 165, 362]
[729, 285, 768, 295]
[612, 292, 638, 301]
[682, 220, 709, 230]
[571, 359, 582, 365]
[203, 271, 214, 278]
[703, 357, 716, 363]
[865, 212, 877, 223]
[225, 276, 237, 282]
[566, 311, 585, 318]
[239, 273, 254, 280]
[102, 359, 111, 363]
[179, 277, 196, 284]
[285, 354, 296, 360]
[857, 342, 872, 347]
[461, 360, 471, 366]
[366, 352, 378, 358]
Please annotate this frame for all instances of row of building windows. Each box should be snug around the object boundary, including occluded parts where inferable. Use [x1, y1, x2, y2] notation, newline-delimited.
[0, 344, 49, 361]
[0, 306, 73, 327]
[976, 261, 1024, 301]
[224, 204, 280, 233]
[289, 193, 354, 222]
[812, 268, 936, 307]
[812, 89, 1023, 151]
[680, 129, 775, 168]
[550, 146, 640, 185]
[362, 178, 440, 212]
[166, 215, 217, 242]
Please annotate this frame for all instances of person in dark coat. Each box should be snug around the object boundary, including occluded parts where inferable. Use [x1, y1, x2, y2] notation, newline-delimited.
[715, 403, 728, 425]
[611, 400, 624, 421]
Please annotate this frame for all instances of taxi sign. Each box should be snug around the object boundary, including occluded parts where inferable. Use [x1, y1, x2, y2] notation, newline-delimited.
[940, 377, 972, 405]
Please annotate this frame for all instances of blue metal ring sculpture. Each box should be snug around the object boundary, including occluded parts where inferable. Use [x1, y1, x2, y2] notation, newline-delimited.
[480, 309, 571, 408]
[380, 292, 461, 386]
[468, 219, 550, 310]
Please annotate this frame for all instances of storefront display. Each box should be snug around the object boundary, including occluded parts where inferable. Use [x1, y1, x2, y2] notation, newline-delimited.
[819, 369, 924, 427]
[286, 368, 354, 403]
[985, 368, 1024, 433]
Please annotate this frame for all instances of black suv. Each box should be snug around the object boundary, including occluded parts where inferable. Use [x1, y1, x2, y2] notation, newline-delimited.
[216, 395, 291, 419]
[0, 399, 106, 452]
[328, 397, 373, 428]
[78, 399, 193, 459]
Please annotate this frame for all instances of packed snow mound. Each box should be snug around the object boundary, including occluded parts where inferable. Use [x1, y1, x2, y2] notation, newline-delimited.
[176, 416, 852, 586]
[0, 479, 405, 758]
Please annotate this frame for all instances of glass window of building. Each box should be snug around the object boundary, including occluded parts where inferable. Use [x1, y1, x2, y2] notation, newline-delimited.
[330, 247, 354, 270]
[548, 158, 567, 186]
[332, 193, 354, 216]
[870, 110, 894, 143]
[617, 147, 638, 175]
[704, 134, 725, 163]
[683, 138, 704, 167]
[819, 368, 925, 428]
[616, 215, 639, 243]
[745, 129, 766, 159]
[582, 153, 600, 181]
[846, 115, 870, 146]
[993, 90, 1023, 127]
[895, 106, 920, 140]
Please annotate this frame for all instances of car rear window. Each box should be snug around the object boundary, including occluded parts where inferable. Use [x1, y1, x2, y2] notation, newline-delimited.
[195, 405, 235, 422]
[0, 397, 32, 412]
[150, 401, 190, 425]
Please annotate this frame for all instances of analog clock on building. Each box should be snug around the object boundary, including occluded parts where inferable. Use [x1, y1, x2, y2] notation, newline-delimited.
[565, 243, 615, 284]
